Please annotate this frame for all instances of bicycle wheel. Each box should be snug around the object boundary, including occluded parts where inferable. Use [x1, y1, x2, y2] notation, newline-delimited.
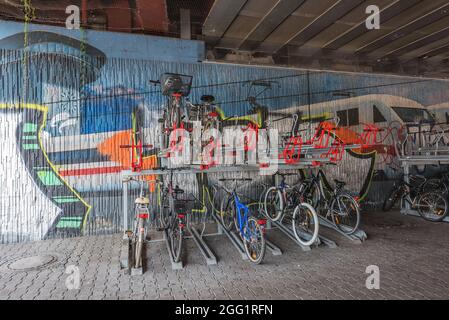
[263, 187, 284, 221]
[382, 187, 403, 212]
[417, 192, 449, 222]
[292, 203, 319, 247]
[220, 194, 235, 231]
[330, 194, 360, 235]
[169, 222, 183, 263]
[134, 217, 145, 268]
[243, 217, 266, 265]
[158, 190, 171, 229]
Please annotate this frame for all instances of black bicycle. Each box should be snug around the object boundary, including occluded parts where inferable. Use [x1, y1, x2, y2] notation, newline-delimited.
[150, 73, 193, 155]
[383, 174, 449, 222]
[301, 171, 360, 235]
[157, 173, 187, 263]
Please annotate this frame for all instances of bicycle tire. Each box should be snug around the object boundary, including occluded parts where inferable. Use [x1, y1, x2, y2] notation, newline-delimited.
[169, 223, 183, 263]
[243, 217, 266, 265]
[417, 192, 449, 222]
[292, 203, 319, 247]
[220, 194, 235, 231]
[158, 191, 171, 229]
[330, 193, 360, 235]
[263, 187, 284, 222]
[134, 217, 144, 268]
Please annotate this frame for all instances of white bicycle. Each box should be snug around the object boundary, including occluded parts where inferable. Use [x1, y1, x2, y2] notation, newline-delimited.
[263, 173, 319, 247]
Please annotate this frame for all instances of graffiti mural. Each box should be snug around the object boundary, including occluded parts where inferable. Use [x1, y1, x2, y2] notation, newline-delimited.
[1, 20, 449, 243]
[0, 103, 90, 243]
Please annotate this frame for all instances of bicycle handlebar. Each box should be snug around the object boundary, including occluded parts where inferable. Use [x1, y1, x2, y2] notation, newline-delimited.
[124, 177, 160, 183]
[120, 144, 154, 148]
[218, 178, 252, 182]
[277, 172, 298, 177]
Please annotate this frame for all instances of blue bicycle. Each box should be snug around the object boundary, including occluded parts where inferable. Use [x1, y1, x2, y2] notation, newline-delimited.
[219, 178, 266, 264]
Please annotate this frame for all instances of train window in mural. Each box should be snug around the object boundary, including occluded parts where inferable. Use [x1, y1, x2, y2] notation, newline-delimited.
[336, 108, 359, 127]
[373, 105, 386, 123]
[391, 107, 433, 124]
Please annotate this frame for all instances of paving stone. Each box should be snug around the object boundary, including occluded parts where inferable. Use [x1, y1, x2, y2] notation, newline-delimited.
[1, 211, 449, 300]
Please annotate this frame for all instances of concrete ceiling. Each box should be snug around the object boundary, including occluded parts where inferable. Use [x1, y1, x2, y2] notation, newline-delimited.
[2, 1, 449, 77]
[202, 0, 449, 78]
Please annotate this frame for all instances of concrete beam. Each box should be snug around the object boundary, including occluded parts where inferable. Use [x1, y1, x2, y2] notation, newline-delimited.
[323, 0, 421, 50]
[238, 0, 306, 51]
[203, 0, 248, 45]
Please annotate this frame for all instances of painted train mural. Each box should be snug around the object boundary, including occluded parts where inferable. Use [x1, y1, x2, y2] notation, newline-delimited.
[1, 20, 449, 244]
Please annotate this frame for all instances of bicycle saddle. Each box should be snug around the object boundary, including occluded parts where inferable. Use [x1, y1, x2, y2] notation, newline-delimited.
[334, 179, 346, 187]
[135, 197, 150, 205]
[201, 95, 215, 103]
[173, 185, 185, 194]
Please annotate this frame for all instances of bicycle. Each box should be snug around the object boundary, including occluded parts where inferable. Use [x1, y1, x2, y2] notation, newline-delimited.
[126, 177, 153, 269]
[263, 173, 319, 246]
[150, 73, 193, 156]
[301, 170, 361, 235]
[157, 172, 187, 262]
[383, 174, 449, 222]
[219, 178, 266, 264]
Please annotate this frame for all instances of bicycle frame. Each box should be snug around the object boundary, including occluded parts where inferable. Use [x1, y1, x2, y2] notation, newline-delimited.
[232, 192, 252, 240]
[305, 171, 338, 217]
[400, 192, 416, 209]
[221, 177, 264, 240]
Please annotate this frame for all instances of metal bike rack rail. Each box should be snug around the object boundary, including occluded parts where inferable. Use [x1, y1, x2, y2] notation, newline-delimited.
[164, 228, 184, 270]
[318, 216, 367, 244]
[212, 212, 248, 260]
[271, 219, 337, 250]
[119, 236, 145, 275]
[187, 226, 218, 265]
[212, 212, 282, 259]
[120, 237, 131, 272]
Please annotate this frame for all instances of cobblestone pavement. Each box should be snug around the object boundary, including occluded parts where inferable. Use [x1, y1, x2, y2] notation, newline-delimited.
[0, 210, 448, 300]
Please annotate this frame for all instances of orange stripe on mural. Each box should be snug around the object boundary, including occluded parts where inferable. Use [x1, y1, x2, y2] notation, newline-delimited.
[97, 130, 158, 192]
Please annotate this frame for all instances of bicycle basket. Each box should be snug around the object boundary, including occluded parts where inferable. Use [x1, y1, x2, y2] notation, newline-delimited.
[160, 73, 193, 97]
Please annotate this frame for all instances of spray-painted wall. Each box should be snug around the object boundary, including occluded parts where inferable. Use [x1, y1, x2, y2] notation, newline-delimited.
[1, 20, 449, 243]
